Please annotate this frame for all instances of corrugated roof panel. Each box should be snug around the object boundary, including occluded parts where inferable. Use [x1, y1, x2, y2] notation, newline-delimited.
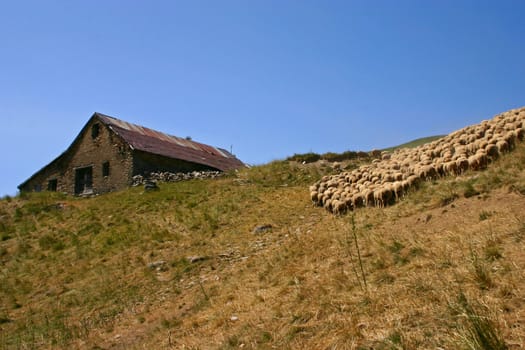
[96, 113, 244, 171]
[215, 147, 230, 157]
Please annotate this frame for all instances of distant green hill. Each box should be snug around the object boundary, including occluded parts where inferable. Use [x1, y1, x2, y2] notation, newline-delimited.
[287, 135, 446, 164]
[382, 135, 445, 152]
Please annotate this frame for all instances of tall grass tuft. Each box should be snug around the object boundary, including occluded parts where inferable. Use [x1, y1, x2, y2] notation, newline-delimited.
[470, 249, 494, 290]
[455, 292, 508, 350]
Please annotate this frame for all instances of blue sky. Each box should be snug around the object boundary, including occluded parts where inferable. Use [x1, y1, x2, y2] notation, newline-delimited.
[1, 1, 525, 196]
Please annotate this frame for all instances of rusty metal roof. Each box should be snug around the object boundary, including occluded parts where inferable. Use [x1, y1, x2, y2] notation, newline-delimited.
[95, 113, 245, 172]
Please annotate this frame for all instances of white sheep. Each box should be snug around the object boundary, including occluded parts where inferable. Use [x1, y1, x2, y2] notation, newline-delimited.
[311, 105, 525, 213]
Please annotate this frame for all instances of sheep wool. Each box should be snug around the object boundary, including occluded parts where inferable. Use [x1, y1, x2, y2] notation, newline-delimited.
[310, 106, 525, 214]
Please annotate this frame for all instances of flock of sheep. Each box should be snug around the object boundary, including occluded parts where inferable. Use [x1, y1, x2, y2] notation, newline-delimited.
[310, 106, 525, 214]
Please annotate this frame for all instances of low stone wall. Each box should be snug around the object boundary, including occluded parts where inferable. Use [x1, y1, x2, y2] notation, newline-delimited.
[131, 171, 224, 186]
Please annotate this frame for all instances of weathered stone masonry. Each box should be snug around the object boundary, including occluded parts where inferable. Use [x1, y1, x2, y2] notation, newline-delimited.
[20, 117, 133, 195]
[18, 113, 245, 195]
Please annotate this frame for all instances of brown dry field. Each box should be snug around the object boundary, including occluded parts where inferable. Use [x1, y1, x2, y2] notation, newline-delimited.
[1, 143, 525, 349]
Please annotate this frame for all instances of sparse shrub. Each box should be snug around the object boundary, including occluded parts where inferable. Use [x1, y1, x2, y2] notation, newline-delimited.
[344, 163, 359, 171]
[337, 150, 360, 160]
[370, 149, 382, 158]
[161, 317, 181, 329]
[479, 211, 492, 221]
[13, 208, 23, 221]
[150, 228, 177, 242]
[386, 330, 404, 346]
[320, 152, 338, 162]
[77, 221, 103, 235]
[0, 228, 12, 241]
[0, 315, 11, 324]
[440, 192, 459, 206]
[509, 182, 525, 195]
[203, 209, 220, 231]
[454, 292, 508, 350]
[388, 239, 411, 265]
[438, 254, 455, 269]
[471, 250, 494, 290]
[287, 150, 369, 163]
[171, 257, 196, 280]
[513, 219, 525, 242]
[483, 239, 502, 261]
[375, 272, 396, 284]
[388, 240, 404, 254]
[368, 329, 409, 349]
[409, 246, 425, 258]
[259, 331, 272, 343]
[18, 191, 29, 199]
[16, 220, 36, 236]
[21, 199, 64, 218]
[226, 334, 241, 347]
[15, 239, 31, 256]
[463, 181, 481, 198]
[411, 278, 434, 294]
[287, 152, 321, 163]
[372, 257, 388, 270]
[39, 234, 65, 251]
[322, 151, 352, 162]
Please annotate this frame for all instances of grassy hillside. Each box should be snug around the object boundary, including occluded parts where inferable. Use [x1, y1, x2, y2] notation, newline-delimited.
[1, 144, 525, 349]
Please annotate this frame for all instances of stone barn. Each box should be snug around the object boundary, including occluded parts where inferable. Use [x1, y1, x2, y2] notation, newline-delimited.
[18, 112, 245, 195]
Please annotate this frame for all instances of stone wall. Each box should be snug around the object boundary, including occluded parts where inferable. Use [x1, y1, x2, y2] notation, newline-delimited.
[131, 170, 224, 186]
[67, 119, 133, 194]
[19, 161, 62, 193]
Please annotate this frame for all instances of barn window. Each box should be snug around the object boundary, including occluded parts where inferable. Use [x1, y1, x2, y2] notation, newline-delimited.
[47, 179, 58, 191]
[92, 123, 100, 139]
[102, 161, 110, 177]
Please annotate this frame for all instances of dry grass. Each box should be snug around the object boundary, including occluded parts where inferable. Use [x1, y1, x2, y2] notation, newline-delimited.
[1, 144, 525, 349]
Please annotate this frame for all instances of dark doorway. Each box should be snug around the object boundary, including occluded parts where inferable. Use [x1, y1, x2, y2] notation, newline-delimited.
[47, 179, 58, 191]
[102, 161, 110, 177]
[75, 167, 93, 195]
